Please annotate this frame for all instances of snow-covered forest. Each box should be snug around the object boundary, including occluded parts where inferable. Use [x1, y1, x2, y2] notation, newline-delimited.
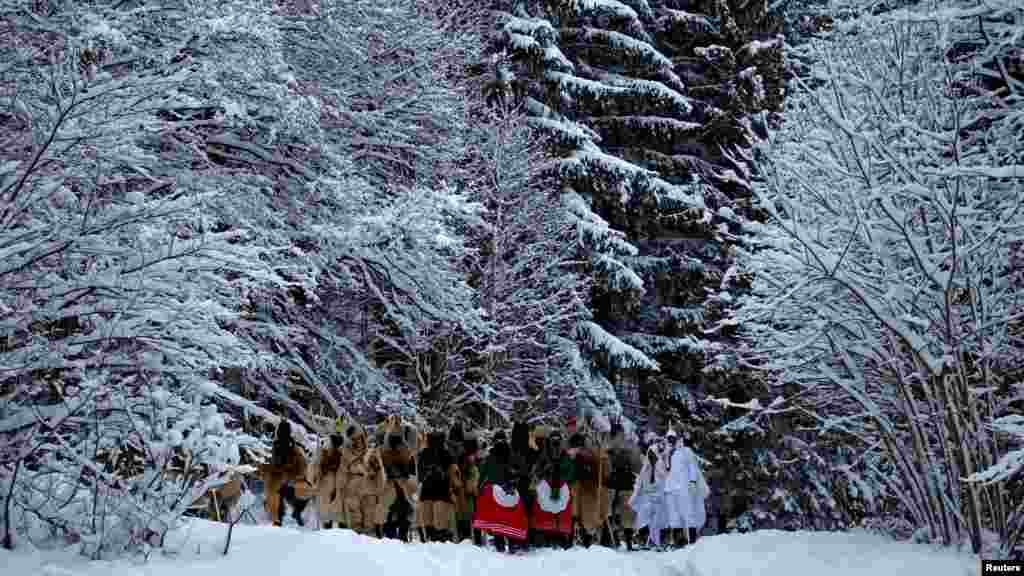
[0, 0, 1021, 563]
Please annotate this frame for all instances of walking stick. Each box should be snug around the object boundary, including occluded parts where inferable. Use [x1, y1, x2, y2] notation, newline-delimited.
[212, 490, 222, 523]
[314, 435, 323, 531]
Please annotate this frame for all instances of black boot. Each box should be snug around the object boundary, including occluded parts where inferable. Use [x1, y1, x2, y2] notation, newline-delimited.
[624, 529, 634, 551]
[494, 535, 507, 552]
[323, 521, 333, 530]
[375, 525, 384, 539]
[581, 531, 593, 548]
[289, 495, 308, 527]
[398, 522, 411, 542]
[688, 527, 699, 545]
[472, 528, 483, 547]
[418, 526, 428, 542]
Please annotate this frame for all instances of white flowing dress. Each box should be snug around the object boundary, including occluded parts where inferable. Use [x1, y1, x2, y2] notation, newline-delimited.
[629, 454, 669, 546]
[678, 445, 708, 530]
[664, 443, 690, 529]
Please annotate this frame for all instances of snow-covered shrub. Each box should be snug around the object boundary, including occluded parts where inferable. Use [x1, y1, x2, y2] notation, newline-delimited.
[731, 0, 1023, 553]
[0, 0, 274, 556]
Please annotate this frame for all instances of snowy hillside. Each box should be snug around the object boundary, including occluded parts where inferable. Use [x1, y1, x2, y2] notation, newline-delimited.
[2, 520, 980, 576]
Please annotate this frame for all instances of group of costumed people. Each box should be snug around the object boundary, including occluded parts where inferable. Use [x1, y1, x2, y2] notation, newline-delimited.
[241, 414, 709, 552]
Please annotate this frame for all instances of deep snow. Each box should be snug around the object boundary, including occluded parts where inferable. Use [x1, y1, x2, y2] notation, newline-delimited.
[1, 520, 981, 576]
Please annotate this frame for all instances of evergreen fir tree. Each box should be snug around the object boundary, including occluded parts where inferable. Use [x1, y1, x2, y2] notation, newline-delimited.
[480, 0, 851, 531]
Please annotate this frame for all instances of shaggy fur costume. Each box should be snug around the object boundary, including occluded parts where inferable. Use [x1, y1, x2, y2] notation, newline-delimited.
[453, 432, 481, 543]
[378, 415, 417, 540]
[261, 420, 310, 526]
[316, 435, 344, 528]
[417, 431, 456, 539]
[346, 444, 386, 535]
[340, 425, 377, 534]
[607, 423, 643, 547]
[569, 431, 609, 543]
[204, 474, 244, 522]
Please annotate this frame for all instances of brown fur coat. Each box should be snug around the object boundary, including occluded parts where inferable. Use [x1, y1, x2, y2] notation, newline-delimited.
[260, 446, 309, 522]
[380, 445, 415, 479]
[352, 447, 387, 495]
[317, 445, 343, 518]
[571, 446, 610, 531]
[203, 474, 244, 522]
[341, 434, 369, 495]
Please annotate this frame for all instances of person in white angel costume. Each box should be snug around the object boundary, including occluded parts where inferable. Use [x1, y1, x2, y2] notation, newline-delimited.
[629, 432, 668, 548]
[664, 426, 708, 547]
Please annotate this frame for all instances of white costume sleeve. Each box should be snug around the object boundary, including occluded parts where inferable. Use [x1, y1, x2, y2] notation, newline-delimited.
[682, 446, 708, 530]
[628, 461, 648, 508]
[666, 447, 687, 493]
[686, 447, 700, 492]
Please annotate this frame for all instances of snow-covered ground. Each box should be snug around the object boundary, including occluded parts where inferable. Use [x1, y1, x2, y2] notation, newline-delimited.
[2, 520, 980, 576]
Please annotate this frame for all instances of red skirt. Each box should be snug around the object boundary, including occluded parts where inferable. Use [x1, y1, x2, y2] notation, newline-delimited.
[473, 483, 528, 541]
[531, 481, 573, 534]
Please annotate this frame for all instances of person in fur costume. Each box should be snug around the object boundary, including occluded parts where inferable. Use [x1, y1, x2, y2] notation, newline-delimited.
[453, 429, 482, 544]
[202, 472, 246, 522]
[568, 427, 608, 547]
[416, 429, 455, 542]
[334, 420, 362, 529]
[261, 419, 312, 527]
[596, 431, 613, 546]
[342, 424, 380, 535]
[606, 420, 643, 550]
[377, 415, 417, 541]
[363, 445, 389, 537]
[316, 425, 345, 529]
[444, 424, 474, 542]
[529, 427, 575, 549]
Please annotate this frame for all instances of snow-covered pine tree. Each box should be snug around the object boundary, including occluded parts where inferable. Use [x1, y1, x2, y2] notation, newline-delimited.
[479, 0, 828, 532]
